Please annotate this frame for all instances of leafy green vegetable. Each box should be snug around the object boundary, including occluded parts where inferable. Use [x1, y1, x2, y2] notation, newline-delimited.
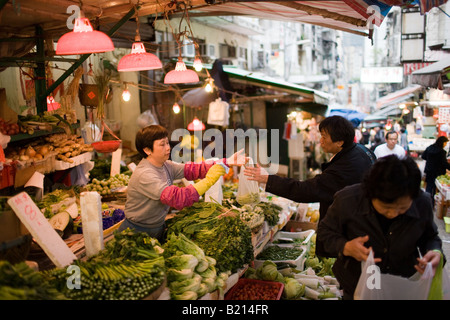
[167, 268, 194, 282]
[165, 254, 199, 271]
[169, 274, 202, 295]
[283, 277, 305, 300]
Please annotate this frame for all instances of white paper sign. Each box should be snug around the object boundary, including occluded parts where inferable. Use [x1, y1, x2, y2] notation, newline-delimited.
[7, 192, 77, 268]
[110, 147, 122, 177]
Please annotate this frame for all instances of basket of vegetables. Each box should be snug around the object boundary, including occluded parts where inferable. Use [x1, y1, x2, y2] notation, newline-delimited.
[255, 244, 306, 270]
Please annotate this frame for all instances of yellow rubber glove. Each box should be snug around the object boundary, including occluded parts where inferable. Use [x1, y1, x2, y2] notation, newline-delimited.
[193, 164, 226, 196]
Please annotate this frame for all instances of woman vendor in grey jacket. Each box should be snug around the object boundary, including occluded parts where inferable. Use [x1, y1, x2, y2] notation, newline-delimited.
[118, 125, 245, 243]
[317, 155, 444, 299]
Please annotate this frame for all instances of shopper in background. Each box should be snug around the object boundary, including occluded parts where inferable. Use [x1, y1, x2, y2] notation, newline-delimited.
[421, 136, 450, 206]
[118, 125, 245, 242]
[400, 127, 409, 155]
[317, 155, 444, 300]
[243, 115, 375, 256]
[373, 131, 406, 159]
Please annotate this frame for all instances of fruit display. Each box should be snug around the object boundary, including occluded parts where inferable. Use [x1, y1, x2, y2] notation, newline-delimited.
[84, 173, 130, 195]
[437, 174, 450, 186]
[3, 133, 92, 164]
[0, 118, 20, 136]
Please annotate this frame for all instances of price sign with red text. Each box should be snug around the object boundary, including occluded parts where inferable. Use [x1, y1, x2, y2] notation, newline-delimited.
[7, 192, 77, 268]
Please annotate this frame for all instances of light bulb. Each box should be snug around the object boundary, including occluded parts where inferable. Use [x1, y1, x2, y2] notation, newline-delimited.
[193, 118, 200, 126]
[205, 83, 212, 93]
[193, 58, 203, 72]
[173, 103, 180, 114]
[122, 89, 131, 102]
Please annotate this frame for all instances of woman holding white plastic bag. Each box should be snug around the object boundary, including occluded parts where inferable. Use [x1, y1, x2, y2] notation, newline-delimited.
[317, 155, 445, 300]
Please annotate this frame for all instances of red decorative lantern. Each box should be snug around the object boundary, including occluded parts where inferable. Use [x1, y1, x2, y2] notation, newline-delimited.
[187, 117, 205, 131]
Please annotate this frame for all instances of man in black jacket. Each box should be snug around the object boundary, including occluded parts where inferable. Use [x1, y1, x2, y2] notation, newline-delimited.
[317, 156, 444, 299]
[244, 115, 375, 256]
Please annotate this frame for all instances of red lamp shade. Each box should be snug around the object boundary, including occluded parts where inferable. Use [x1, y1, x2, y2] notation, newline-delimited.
[164, 58, 199, 84]
[118, 42, 162, 72]
[56, 18, 114, 55]
[187, 117, 205, 131]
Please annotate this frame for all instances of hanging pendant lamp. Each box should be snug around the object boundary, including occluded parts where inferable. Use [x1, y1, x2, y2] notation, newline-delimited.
[118, 11, 162, 72]
[56, 17, 114, 55]
[164, 56, 199, 84]
[118, 42, 162, 72]
[187, 117, 205, 131]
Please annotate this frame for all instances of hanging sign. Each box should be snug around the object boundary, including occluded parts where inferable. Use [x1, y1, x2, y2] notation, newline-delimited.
[7, 192, 77, 268]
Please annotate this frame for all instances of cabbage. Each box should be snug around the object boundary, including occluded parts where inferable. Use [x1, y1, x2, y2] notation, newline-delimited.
[165, 254, 199, 270]
[169, 274, 202, 294]
[197, 283, 209, 298]
[202, 277, 217, 292]
[166, 268, 194, 282]
[171, 290, 198, 300]
[259, 261, 279, 281]
[163, 233, 205, 261]
[283, 277, 305, 300]
[198, 265, 217, 280]
[195, 258, 209, 273]
[205, 256, 216, 267]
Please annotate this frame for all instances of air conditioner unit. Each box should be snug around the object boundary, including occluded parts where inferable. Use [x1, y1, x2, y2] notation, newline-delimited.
[161, 40, 196, 58]
[198, 43, 216, 60]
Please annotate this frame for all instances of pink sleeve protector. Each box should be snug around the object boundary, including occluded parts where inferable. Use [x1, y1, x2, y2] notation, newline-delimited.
[160, 184, 200, 210]
[183, 158, 227, 181]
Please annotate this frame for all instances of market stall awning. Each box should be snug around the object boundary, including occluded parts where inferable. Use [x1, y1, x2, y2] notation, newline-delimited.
[364, 104, 402, 121]
[412, 57, 450, 89]
[376, 85, 423, 109]
[222, 66, 333, 106]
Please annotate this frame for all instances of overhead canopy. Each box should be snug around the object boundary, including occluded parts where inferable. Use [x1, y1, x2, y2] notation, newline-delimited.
[222, 66, 333, 105]
[412, 57, 450, 89]
[376, 85, 422, 109]
[364, 104, 402, 121]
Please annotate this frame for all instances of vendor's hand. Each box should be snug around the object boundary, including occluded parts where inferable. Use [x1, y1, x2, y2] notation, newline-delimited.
[415, 250, 441, 275]
[244, 163, 269, 184]
[226, 149, 248, 166]
[193, 164, 226, 196]
[343, 235, 382, 263]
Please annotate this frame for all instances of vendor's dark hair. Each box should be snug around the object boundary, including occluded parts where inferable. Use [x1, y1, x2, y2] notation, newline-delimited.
[363, 155, 421, 203]
[135, 125, 168, 158]
[319, 115, 355, 148]
[435, 136, 449, 149]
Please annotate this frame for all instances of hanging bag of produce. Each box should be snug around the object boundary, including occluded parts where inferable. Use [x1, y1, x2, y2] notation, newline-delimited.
[354, 250, 434, 300]
[236, 158, 260, 206]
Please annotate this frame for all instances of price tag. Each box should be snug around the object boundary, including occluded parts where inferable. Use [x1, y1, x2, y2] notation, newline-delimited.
[7, 192, 77, 268]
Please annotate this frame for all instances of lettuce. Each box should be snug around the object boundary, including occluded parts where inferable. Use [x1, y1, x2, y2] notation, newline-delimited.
[165, 254, 199, 270]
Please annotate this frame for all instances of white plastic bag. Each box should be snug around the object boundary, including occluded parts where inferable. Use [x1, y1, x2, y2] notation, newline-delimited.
[236, 159, 260, 206]
[204, 158, 225, 204]
[354, 250, 434, 300]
